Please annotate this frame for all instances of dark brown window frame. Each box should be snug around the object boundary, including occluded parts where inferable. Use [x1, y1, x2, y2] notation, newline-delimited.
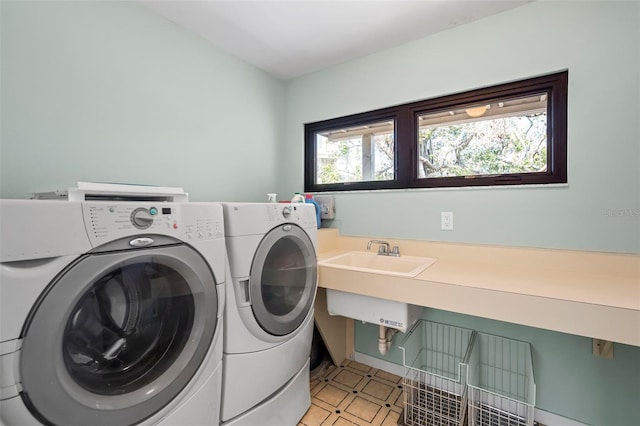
[304, 71, 567, 192]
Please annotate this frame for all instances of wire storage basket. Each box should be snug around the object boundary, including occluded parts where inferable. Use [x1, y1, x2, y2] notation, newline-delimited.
[467, 333, 536, 426]
[399, 320, 475, 426]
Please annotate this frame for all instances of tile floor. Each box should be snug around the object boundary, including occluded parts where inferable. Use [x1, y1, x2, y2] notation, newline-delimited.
[299, 360, 404, 426]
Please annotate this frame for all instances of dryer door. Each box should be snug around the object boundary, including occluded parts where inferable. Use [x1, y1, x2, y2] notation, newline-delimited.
[18, 244, 219, 426]
[249, 224, 317, 336]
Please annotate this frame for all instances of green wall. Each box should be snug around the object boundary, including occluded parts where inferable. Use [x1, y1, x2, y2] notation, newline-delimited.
[283, 1, 639, 254]
[1, 1, 285, 201]
[283, 2, 640, 425]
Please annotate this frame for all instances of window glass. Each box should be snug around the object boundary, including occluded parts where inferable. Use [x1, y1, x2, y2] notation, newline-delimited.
[261, 237, 307, 316]
[63, 260, 195, 395]
[315, 120, 395, 184]
[417, 93, 548, 179]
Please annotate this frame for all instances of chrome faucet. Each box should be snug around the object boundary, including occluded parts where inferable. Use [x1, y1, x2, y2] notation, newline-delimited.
[367, 240, 400, 256]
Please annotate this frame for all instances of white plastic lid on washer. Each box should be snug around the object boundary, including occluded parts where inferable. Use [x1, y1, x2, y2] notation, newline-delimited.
[31, 181, 189, 202]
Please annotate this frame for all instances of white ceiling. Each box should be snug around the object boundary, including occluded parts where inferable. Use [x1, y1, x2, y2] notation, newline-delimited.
[140, 0, 532, 81]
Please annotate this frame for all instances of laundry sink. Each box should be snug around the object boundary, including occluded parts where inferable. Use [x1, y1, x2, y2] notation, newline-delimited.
[318, 251, 436, 278]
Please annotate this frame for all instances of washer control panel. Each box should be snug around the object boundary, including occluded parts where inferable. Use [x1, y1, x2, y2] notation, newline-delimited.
[82, 202, 224, 247]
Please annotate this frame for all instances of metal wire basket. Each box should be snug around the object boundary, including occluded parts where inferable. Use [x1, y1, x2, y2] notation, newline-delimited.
[467, 333, 536, 426]
[399, 320, 475, 426]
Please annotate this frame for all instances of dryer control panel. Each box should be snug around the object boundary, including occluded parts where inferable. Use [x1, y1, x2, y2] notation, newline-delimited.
[82, 202, 224, 247]
[266, 203, 316, 228]
[222, 202, 317, 237]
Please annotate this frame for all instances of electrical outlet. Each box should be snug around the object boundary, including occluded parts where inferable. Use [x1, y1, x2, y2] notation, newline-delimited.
[441, 212, 453, 230]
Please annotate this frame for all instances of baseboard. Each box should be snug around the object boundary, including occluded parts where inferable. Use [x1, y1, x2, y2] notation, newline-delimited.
[534, 410, 588, 426]
[353, 352, 588, 426]
[353, 352, 405, 377]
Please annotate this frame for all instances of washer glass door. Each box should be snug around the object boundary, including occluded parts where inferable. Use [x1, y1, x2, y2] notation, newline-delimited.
[249, 224, 317, 336]
[19, 244, 219, 426]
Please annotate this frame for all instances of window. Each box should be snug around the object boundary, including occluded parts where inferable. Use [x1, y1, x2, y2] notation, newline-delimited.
[305, 71, 567, 192]
[316, 120, 395, 184]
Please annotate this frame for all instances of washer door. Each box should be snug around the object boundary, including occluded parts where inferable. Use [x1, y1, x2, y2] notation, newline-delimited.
[249, 224, 317, 336]
[19, 244, 218, 426]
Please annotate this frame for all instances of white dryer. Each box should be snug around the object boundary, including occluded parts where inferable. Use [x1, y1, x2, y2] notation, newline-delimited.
[0, 197, 226, 426]
[221, 203, 318, 426]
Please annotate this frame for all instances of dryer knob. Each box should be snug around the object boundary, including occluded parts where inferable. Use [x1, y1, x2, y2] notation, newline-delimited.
[282, 205, 292, 218]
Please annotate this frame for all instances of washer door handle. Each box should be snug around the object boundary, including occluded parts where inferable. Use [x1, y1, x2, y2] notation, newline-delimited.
[237, 279, 251, 306]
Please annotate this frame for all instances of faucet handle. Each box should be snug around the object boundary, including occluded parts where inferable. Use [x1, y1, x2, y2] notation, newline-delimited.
[378, 245, 388, 255]
[390, 246, 400, 256]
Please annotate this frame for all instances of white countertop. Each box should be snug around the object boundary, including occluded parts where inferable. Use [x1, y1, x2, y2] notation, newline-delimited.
[317, 229, 640, 346]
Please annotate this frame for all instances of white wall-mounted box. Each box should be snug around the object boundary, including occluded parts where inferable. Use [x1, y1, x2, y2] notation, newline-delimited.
[314, 195, 335, 219]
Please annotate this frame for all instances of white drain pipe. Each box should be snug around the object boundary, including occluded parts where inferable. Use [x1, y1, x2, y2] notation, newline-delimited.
[378, 325, 398, 355]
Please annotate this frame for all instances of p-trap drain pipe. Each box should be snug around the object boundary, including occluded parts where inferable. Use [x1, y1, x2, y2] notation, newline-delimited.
[378, 325, 398, 355]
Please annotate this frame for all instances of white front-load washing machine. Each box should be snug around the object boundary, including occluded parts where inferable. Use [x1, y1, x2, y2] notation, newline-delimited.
[220, 203, 318, 426]
[0, 197, 226, 426]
